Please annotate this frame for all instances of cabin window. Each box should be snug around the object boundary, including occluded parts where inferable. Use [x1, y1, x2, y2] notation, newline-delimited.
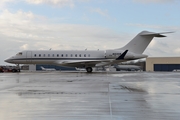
[79, 54, 81, 57]
[48, 54, 50, 57]
[66, 54, 68, 57]
[39, 54, 41, 57]
[43, 54, 46, 57]
[34, 54, 36, 57]
[75, 54, 77, 57]
[84, 54, 86, 57]
[71, 54, 73, 57]
[88, 54, 90, 57]
[57, 54, 59, 57]
[16, 52, 22, 55]
[61, 54, 63, 57]
[52, 54, 54, 57]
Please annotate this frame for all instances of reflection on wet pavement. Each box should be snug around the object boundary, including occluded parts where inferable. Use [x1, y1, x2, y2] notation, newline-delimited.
[0, 72, 180, 120]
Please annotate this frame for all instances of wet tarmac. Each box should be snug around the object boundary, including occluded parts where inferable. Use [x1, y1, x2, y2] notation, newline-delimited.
[0, 71, 180, 120]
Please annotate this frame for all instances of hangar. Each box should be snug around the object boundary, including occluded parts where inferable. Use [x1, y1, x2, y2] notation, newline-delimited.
[146, 57, 180, 72]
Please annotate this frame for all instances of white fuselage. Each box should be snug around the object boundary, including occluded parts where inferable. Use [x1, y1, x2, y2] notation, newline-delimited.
[7, 50, 105, 65]
[5, 50, 147, 67]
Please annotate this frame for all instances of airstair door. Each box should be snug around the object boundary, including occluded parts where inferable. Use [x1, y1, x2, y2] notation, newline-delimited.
[26, 51, 32, 63]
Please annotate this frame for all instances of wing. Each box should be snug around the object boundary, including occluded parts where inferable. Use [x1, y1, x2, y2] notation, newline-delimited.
[96, 50, 129, 67]
[54, 59, 104, 67]
[54, 50, 129, 67]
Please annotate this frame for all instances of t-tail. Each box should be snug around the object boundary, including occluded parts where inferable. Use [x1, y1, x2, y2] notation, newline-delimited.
[118, 31, 173, 54]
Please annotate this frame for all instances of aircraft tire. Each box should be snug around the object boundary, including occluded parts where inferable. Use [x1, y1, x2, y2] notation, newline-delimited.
[86, 67, 92, 73]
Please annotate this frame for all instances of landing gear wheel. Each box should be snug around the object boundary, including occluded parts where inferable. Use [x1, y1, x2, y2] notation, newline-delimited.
[86, 67, 92, 73]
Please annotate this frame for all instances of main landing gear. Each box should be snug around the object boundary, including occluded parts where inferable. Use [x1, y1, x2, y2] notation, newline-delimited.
[86, 67, 92, 73]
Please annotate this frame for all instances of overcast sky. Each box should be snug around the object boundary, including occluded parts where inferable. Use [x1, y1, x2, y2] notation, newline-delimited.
[1, 0, 180, 65]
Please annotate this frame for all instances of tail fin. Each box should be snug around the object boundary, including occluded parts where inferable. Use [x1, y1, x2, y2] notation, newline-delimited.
[119, 31, 172, 54]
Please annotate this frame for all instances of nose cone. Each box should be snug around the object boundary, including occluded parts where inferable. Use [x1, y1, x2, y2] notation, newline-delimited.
[4, 58, 13, 63]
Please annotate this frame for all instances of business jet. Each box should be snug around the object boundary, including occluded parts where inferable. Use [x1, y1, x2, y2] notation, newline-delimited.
[75, 67, 86, 71]
[5, 31, 171, 73]
[40, 66, 56, 71]
[114, 64, 142, 71]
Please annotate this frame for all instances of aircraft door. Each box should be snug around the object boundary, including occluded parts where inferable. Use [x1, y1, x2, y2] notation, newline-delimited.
[26, 51, 32, 63]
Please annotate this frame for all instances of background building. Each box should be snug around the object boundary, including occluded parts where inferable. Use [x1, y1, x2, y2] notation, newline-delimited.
[146, 57, 180, 72]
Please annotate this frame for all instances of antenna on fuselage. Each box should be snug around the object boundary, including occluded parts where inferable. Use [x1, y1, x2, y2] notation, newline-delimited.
[49, 48, 52, 50]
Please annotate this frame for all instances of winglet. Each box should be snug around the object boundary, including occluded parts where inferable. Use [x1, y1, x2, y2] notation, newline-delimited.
[116, 50, 128, 60]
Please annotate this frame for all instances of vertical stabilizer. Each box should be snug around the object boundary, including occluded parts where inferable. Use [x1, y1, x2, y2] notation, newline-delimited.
[119, 31, 168, 54]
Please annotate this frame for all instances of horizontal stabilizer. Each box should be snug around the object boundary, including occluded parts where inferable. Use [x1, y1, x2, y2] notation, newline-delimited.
[140, 31, 174, 37]
[116, 50, 128, 60]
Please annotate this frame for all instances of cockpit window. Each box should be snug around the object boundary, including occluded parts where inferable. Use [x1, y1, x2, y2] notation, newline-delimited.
[16, 52, 22, 55]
